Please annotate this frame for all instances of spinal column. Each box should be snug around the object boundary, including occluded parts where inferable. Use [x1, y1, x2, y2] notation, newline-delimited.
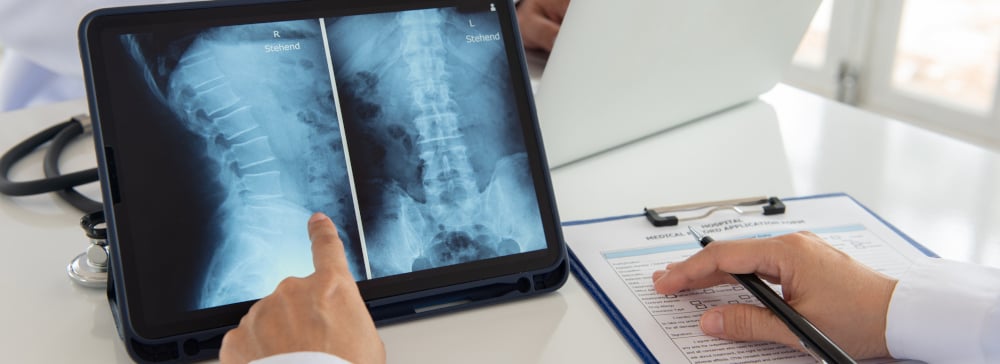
[400, 10, 478, 226]
[167, 47, 314, 308]
[377, 10, 524, 274]
[152, 21, 360, 309]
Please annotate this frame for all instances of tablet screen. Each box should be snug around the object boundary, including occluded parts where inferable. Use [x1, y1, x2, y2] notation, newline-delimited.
[87, 0, 560, 339]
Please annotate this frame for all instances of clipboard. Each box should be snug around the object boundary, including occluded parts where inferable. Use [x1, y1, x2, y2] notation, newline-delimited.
[563, 193, 938, 363]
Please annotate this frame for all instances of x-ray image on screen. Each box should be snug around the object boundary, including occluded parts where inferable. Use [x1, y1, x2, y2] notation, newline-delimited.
[325, 8, 547, 278]
[119, 19, 364, 310]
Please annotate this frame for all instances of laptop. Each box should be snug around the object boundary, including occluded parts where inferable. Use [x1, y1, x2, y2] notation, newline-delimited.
[535, 0, 821, 167]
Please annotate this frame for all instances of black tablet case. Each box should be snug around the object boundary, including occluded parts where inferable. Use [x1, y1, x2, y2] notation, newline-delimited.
[81, 1, 568, 362]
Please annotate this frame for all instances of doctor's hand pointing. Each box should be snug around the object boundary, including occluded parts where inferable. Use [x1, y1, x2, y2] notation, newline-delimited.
[220, 213, 385, 364]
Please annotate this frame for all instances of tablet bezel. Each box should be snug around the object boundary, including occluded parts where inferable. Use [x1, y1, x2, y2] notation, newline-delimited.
[82, 0, 565, 341]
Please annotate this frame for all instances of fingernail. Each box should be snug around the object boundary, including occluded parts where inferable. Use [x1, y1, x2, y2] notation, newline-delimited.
[702, 310, 724, 336]
[309, 212, 327, 223]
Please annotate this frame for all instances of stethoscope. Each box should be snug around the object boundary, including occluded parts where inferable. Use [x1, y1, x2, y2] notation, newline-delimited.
[0, 114, 109, 288]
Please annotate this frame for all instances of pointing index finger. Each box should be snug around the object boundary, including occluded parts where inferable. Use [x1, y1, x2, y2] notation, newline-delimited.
[307, 212, 349, 276]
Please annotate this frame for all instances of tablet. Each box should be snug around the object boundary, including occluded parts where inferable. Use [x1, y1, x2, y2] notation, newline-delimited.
[80, 0, 567, 361]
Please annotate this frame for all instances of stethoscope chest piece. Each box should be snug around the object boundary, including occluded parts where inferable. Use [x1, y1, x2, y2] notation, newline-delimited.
[69, 210, 109, 288]
[68, 248, 108, 288]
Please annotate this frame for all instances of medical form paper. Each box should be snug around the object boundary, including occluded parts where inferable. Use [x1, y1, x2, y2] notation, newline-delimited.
[563, 194, 933, 363]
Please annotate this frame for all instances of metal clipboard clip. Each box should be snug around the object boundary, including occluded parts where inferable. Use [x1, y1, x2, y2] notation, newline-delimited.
[644, 196, 786, 227]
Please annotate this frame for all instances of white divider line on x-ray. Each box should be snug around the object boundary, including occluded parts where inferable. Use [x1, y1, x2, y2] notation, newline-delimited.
[319, 17, 373, 280]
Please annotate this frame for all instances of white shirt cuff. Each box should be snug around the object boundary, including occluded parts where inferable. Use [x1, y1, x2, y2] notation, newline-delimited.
[886, 257, 1000, 363]
[251, 351, 351, 364]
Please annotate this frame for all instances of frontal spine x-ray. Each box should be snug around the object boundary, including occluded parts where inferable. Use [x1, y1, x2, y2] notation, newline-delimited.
[326, 8, 547, 278]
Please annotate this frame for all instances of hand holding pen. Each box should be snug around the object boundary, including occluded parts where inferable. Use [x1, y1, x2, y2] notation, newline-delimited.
[651, 229, 898, 361]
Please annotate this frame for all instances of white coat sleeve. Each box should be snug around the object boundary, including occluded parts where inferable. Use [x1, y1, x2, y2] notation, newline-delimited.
[885, 257, 1000, 363]
[250, 351, 351, 364]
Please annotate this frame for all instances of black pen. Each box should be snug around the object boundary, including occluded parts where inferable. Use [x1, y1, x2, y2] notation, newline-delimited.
[688, 226, 857, 364]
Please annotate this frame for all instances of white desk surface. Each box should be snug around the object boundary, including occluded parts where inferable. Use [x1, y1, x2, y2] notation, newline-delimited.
[3, 84, 999, 363]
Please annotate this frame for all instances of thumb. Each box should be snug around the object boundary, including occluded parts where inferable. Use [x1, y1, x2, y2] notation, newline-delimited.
[700, 305, 800, 349]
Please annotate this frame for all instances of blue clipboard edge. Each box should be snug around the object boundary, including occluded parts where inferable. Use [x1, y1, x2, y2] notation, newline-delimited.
[561, 192, 938, 364]
[791, 193, 939, 258]
[567, 247, 657, 363]
[564, 212, 659, 362]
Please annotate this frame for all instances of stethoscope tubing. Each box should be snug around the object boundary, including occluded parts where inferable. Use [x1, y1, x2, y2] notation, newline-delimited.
[0, 116, 101, 213]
